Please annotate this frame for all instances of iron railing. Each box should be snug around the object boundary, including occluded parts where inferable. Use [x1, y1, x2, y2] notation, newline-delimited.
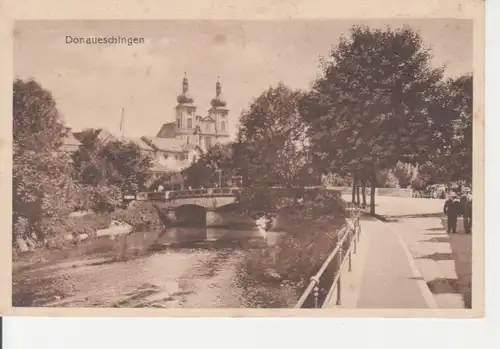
[294, 203, 362, 308]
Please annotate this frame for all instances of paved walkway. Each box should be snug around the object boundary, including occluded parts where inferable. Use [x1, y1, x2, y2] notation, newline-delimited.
[355, 216, 435, 308]
[372, 197, 472, 309]
[325, 196, 472, 309]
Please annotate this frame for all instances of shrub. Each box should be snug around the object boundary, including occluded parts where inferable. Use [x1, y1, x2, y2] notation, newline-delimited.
[111, 202, 165, 233]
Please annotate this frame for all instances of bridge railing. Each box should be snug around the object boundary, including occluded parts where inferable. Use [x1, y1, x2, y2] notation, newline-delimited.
[294, 203, 361, 309]
[127, 186, 340, 203]
[129, 187, 243, 201]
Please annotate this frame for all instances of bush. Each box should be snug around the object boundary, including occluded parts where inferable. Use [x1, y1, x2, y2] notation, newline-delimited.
[111, 202, 165, 233]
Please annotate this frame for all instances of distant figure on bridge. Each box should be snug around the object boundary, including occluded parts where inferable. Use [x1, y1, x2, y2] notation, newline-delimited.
[461, 187, 473, 234]
[444, 192, 461, 234]
[157, 184, 164, 192]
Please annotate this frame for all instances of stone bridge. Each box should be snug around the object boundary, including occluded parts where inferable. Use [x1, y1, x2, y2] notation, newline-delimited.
[124, 186, 340, 227]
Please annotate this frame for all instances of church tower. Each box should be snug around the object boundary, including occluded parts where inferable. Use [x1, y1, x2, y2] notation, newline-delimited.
[175, 73, 197, 145]
[208, 77, 230, 142]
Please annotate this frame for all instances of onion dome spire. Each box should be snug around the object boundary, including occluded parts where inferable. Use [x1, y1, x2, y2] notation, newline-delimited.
[177, 72, 194, 104]
[210, 76, 227, 108]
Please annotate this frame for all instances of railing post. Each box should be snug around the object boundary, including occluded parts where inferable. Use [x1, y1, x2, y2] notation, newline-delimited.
[336, 248, 343, 305]
[310, 276, 320, 308]
[348, 236, 352, 272]
[313, 286, 319, 308]
[353, 225, 357, 254]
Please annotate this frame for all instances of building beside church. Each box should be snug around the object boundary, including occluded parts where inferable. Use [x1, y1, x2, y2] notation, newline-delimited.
[156, 74, 230, 152]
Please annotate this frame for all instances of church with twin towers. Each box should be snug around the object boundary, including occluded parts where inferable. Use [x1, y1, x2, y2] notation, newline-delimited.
[156, 73, 230, 152]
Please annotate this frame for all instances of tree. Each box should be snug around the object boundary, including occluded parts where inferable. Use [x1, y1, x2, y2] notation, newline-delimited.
[393, 162, 417, 188]
[427, 74, 473, 184]
[183, 143, 236, 188]
[13, 79, 66, 153]
[235, 83, 309, 188]
[13, 79, 82, 243]
[71, 137, 153, 209]
[300, 25, 445, 214]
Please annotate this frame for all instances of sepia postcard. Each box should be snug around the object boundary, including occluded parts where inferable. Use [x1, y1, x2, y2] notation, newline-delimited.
[0, 0, 484, 317]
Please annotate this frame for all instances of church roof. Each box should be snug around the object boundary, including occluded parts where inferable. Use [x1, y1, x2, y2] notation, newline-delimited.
[156, 122, 177, 138]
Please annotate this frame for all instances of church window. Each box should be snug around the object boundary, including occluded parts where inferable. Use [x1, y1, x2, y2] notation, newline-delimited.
[204, 136, 212, 149]
[205, 123, 209, 132]
[177, 118, 181, 128]
[187, 118, 192, 129]
[220, 121, 226, 132]
[187, 136, 190, 144]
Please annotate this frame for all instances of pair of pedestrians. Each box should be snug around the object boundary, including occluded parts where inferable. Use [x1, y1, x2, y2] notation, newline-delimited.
[443, 189, 472, 234]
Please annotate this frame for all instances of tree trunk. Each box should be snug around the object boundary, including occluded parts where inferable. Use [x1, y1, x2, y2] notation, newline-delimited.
[370, 169, 376, 216]
[356, 180, 361, 205]
[351, 176, 356, 203]
[362, 180, 367, 208]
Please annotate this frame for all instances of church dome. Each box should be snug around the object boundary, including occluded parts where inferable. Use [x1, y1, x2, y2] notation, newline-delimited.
[177, 92, 194, 104]
[210, 96, 226, 108]
[210, 78, 226, 108]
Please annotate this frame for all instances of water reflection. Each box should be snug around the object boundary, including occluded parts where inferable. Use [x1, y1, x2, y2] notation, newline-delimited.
[13, 223, 292, 308]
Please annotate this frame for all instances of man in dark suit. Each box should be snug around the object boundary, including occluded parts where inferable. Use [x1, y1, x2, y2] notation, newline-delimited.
[461, 188, 473, 234]
[444, 192, 461, 234]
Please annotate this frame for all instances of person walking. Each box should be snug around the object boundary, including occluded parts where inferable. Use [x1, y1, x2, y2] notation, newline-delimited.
[444, 192, 461, 234]
[461, 188, 473, 234]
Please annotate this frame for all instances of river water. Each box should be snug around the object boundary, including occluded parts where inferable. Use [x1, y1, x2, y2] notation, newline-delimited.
[12, 225, 300, 308]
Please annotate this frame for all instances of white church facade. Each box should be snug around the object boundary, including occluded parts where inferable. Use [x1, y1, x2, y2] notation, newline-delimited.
[156, 74, 230, 152]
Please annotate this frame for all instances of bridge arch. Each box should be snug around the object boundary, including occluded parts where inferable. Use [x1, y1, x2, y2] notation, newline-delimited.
[175, 204, 207, 226]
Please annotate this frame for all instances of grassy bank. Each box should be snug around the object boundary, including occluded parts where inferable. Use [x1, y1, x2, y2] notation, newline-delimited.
[13, 202, 167, 271]
[242, 192, 348, 306]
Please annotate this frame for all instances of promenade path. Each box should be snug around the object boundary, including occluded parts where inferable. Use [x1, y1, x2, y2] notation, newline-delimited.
[325, 195, 472, 309]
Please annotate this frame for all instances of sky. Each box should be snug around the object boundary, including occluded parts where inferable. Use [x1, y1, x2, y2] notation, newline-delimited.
[14, 19, 472, 140]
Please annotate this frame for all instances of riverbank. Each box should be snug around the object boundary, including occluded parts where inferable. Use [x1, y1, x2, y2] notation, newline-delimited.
[13, 201, 166, 269]
[13, 194, 348, 308]
[240, 192, 348, 307]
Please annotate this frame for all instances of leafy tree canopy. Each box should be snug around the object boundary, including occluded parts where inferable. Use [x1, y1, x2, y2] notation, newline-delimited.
[235, 83, 309, 187]
[300, 25, 446, 179]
